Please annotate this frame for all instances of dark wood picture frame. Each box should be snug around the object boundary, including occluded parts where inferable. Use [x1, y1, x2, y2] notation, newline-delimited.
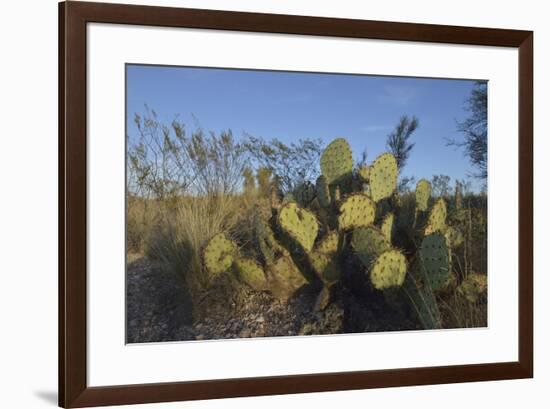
[59, 1, 533, 407]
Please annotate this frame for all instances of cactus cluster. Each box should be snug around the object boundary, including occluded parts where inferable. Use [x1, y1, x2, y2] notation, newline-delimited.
[201, 137, 471, 326]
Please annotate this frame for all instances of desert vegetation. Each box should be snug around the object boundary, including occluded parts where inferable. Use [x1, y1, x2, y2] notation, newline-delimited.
[126, 98, 488, 342]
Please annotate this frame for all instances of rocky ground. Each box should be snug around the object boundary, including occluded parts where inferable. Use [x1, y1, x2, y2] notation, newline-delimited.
[126, 254, 418, 344]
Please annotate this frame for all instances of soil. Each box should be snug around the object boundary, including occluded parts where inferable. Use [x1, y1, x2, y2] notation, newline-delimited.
[126, 254, 420, 344]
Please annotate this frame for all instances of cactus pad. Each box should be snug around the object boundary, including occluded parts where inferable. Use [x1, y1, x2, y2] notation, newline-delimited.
[278, 202, 319, 252]
[316, 175, 331, 208]
[369, 152, 398, 202]
[415, 179, 431, 212]
[370, 249, 407, 290]
[358, 165, 370, 182]
[310, 252, 341, 283]
[425, 198, 447, 235]
[266, 256, 307, 301]
[419, 233, 450, 290]
[203, 233, 237, 276]
[316, 231, 339, 254]
[338, 193, 376, 230]
[320, 138, 353, 185]
[233, 257, 266, 290]
[381, 213, 395, 243]
[352, 226, 390, 267]
[294, 181, 316, 206]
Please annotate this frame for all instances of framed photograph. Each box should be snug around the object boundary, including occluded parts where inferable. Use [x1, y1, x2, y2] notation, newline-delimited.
[59, 1, 533, 407]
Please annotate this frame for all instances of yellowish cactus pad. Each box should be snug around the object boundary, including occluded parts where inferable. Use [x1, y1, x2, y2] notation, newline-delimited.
[425, 197, 447, 235]
[278, 202, 319, 252]
[233, 257, 266, 290]
[415, 179, 431, 212]
[369, 152, 398, 202]
[370, 249, 407, 290]
[338, 193, 376, 230]
[203, 233, 237, 276]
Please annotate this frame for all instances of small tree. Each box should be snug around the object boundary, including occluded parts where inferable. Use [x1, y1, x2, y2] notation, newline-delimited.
[243, 134, 323, 193]
[431, 174, 451, 197]
[448, 81, 488, 180]
[386, 115, 419, 172]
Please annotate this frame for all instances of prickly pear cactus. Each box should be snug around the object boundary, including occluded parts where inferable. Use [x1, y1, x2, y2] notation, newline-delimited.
[419, 232, 450, 290]
[320, 138, 353, 185]
[233, 257, 266, 290]
[310, 251, 341, 283]
[380, 213, 395, 243]
[294, 181, 315, 206]
[358, 165, 370, 182]
[203, 233, 237, 276]
[338, 193, 376, 230]
[369, 152, 398, 202]
[415, 179, 431, 212]
[351, 226, 390, 267]
[316, 175, 331, 208]
[278, 202, 319, 252]
[316, 231, 339, 254]
[266, 255, 307, 301]
[425, 198, 447, 235]
[370, 249, 408, 290]
[255, 218, 289, 263]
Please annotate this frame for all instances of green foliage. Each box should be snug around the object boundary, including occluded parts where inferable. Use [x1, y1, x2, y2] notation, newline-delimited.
[386, 115, 419, 171]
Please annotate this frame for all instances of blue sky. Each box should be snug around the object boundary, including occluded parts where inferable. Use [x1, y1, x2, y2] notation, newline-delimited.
[126, 64, 483, 189]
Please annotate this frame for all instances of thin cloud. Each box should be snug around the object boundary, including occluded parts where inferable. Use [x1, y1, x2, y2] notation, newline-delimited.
[379, 85, 417, 105]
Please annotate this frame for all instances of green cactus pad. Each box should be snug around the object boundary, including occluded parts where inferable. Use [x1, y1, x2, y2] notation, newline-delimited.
[338, 193, 376, 230]
[370, 249, 407, 290]
[316, 231, 339, 254]
[310, 252, 341, 283]
[458, 273, 487, 303]
[278, 202, 319, 252]
[316, 175, 331, 208]
[294, 181, 316, 206]
[425, 198, 447, 235]
[369, 152, 398, 202]
[419, 233, 450, 290]
[320, 138, 353, 185]
[203, 233, 238, 276]
[358, 165, 370, 182]
[233, 257, 266, 290]
[381, 213, 395, 243]
[351, 226, 390, 267]
[415, 179, 432, 212]
[255, 219, 289, 263]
